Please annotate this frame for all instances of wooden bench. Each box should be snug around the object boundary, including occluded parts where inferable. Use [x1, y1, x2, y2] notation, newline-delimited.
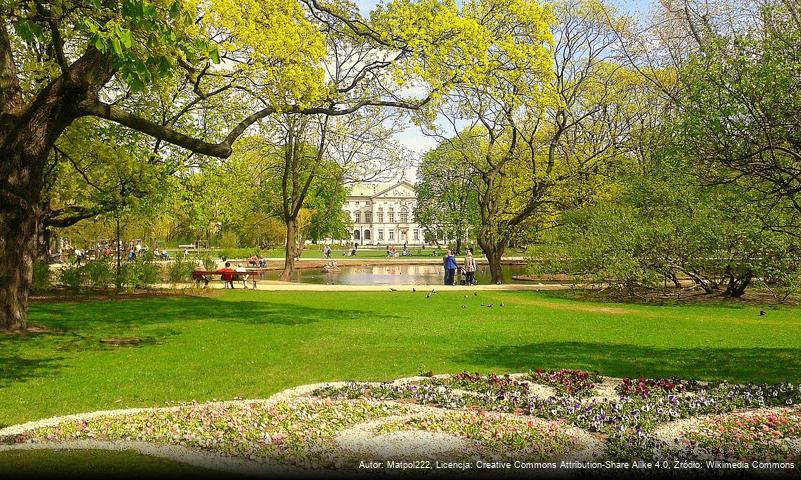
[191, 270, 261, 288]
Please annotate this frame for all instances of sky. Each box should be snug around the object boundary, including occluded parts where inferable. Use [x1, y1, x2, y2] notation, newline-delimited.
[351, 0, 654, 179]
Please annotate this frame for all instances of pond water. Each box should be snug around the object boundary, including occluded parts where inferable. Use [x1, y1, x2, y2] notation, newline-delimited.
[259, 263, 536, 285]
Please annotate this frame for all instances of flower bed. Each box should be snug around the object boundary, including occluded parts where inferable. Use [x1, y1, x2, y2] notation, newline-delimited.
[421, 372, 530, 396]
[8, 373, 801, 469]
[616, 377, 701, 398]
[18, 399, 403, 468]
[313, 374, 801, 462]
[529, 369, 602, 397]
[377, 411, 576, 461]
[682, 409, 801, 462]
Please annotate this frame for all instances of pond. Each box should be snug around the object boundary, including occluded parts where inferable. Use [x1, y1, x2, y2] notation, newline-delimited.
[259, 263, 538, 285]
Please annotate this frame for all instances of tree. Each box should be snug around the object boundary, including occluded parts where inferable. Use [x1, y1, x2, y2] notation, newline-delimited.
[537, 145, 801, 298]
[421, 0, 627, 283]
[415, 141, 480, 253]
[677, 1, 801, 218]
[0, 0, 484, 329]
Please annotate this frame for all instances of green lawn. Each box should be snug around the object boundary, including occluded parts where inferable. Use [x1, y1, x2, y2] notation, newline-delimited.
[2, 290, 800, 428]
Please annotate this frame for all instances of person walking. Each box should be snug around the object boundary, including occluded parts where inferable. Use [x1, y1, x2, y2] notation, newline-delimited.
[463, 248, 477, 285]
[443, 249, 458, 285]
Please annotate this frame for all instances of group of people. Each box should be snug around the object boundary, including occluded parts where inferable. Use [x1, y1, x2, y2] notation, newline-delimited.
[385, 244, 410, 258]
[214, 262, 257, 289]
[442, 248, 478, 286]
[248, 254, 268, 268]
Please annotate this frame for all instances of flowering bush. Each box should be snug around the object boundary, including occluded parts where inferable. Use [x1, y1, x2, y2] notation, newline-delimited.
[529, 369, 602, 396]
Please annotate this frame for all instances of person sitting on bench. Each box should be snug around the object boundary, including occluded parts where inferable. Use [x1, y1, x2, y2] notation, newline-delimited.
[217, 262, 235, 289]
[235, 263, 250, 289]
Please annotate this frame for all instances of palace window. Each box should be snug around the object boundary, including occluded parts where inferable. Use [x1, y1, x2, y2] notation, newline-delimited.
[389, 230, 395, 241]
[414, 230, 419, 241]
[400, 212, 408, 223]
[354, 212, 361, 223]
[365, 212, 372, 223]
[377, 212, 384, 223]
[378, 230, 384, 241]
[388, 208, 395, 223]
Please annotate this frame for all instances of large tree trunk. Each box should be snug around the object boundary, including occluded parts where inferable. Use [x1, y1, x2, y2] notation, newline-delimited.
[1, 40, 114, 330]
[478, 235, 505, 284]
[724, 269, 753, 298]
[0, 210, 37, 330]
[281, 217, 299, 281]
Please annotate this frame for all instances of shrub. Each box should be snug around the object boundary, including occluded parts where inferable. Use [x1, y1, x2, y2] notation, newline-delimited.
[167, 257, 196, 284]
[32, 260, 51, 292]
[59, 264, 83, 292]
[119, 257, 161, 289]
[219, 231, 240, 249]
[199, 254, 217, 271]
[82, 258, 114, 289]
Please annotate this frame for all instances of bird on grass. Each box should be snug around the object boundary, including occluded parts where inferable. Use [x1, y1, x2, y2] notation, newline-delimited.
[760, 310, 766, 316]
[487, 304, 493, 308]
[500, 303, 505, 307]
[390, 287, 397, 292]
[462, 305, 466, 309]
[473, 292, 478, 297]
[464, 295, 468, 299]
[426, 294, 431, 299]
[412, 288, 416, 292]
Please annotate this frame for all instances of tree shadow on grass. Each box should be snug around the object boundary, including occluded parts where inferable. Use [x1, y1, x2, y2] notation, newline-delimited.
[30, 296, 387, 331]
[0, 344, 64, 391]
[456, 341, 801, 384]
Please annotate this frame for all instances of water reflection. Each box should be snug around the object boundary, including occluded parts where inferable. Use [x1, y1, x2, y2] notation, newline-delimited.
[261, 263, 531, 285]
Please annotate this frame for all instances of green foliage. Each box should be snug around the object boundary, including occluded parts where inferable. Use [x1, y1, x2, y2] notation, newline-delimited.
[166, 257, 197, 284]
[32, 261, 51, 292]
[82, 258, 115, 289]
[119, 256, 161, 289]
[199, 254, 218, 271]
[219, 231, 241, 249]
[415, 141, 481, 243]
[676, 3, 801, 215]
[58, 264, 84, 292]
[534, 152, 801, 297]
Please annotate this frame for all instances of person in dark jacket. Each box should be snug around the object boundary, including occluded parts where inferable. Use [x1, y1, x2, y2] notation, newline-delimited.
[443, 250, 458, 285]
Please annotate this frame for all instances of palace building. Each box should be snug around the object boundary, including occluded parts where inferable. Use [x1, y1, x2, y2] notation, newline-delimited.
[344, 180, 424, 246]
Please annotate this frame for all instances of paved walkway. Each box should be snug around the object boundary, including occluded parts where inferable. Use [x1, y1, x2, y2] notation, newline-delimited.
[158, 282, 571, 292]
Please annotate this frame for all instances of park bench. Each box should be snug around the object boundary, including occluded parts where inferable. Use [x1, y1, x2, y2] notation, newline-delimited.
[191, 269, 261, 289]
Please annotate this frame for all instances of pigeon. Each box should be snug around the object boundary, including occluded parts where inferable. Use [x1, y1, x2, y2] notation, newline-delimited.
[426, 294, 431, 299]
[473, 292, 478, 297]
[760, 310, 766, 316]
[412, 288, 416, 292]
[487, 304, 493, 308]
[390, 288, 397, 292]
[500, 303, 505, 307]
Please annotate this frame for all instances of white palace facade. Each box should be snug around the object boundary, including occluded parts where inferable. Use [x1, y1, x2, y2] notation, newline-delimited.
[344, 181, 424, 246]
